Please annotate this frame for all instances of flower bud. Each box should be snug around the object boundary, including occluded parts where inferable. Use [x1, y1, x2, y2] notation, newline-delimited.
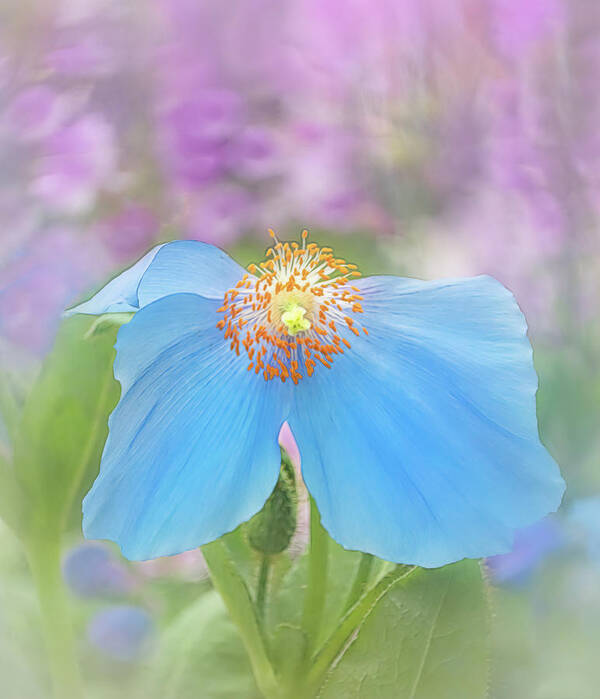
[247, 454, 297, 555]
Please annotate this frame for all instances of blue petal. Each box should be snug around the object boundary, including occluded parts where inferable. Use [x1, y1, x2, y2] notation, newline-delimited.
[66, 241, 245, 316]
[83, 293, 291, 560]
[136, 240, 246, 305]
[289, 275, 565, 568]
[65, 245, 164, 316]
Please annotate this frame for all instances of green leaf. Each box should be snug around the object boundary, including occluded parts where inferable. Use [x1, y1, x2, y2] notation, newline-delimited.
[13, 315, 120, 538]
[146, 590, 262, 699]
[319, 561, 490, 699]
[270, 537, 393, 652]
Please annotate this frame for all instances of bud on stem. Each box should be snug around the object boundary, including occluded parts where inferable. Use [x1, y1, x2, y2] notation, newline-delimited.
[247, 451, 297, 555]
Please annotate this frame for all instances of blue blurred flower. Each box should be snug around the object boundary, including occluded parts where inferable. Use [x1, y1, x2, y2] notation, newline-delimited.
[87, 605, 154, 663]
[62, 543, 133, 599]
[68, 236, 564, 566]
[486, 517, 564, 585]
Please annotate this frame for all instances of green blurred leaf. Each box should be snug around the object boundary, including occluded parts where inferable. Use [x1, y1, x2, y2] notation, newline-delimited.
[318, 561, 489, 699]
[0, 453, 23, 532]
[490, 560, 600, 699]
[13, 315, 120, 538]
[0, 372, 28, 530]
[0, 524, 46, 698]
[0, 370, 25, 446]
[536, 345, 600, 494]
[146, 590, 261, 699]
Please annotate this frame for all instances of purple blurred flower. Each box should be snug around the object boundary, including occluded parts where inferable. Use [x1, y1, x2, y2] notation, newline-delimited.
[159, 89, 243, 188]
[87, 605, 154, 662]
[63, 543, 134, 598]
[31, 114, 117, 215]
[229, 126, 281, 181]
[46, 31, 117, 77]
[484, 81, 567, 246]
[6, 86, 68, 142]
[98, 206, 159, 262]
[486, 517, 564, 585]
[185, 185, 255, 246]
[0, 228, 107, 353]
[285, 122, 366, 229]
[488, 0, 564, 60]
[154, 0, 384, 235]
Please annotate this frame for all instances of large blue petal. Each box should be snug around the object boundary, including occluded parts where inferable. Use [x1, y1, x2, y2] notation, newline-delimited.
[289, 275, 564, 568]
[83, 293, 291, 560]
[66, 241, 245, 316]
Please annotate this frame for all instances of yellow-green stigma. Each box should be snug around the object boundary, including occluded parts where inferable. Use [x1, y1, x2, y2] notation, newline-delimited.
[281, 303, 311, 336]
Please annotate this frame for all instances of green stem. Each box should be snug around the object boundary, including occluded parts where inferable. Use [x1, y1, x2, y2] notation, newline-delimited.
[202, 540, 280, 699]
[343, 553, 374, 613]
[256, 555, 271, 620]
[26, 536, 83, 699]
[304, 565, 416, 697]
[302, 496, 329, 658]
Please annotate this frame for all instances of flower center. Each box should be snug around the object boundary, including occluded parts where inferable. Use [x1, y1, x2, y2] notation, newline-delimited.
[281, 302, 311, 336]
[216, 229, 368, 384]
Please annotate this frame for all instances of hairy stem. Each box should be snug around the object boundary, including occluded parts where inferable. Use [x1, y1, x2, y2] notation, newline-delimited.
[256, 555, 271, 620]
[302, 496, 329, 658]
[203, 540, 280, 698]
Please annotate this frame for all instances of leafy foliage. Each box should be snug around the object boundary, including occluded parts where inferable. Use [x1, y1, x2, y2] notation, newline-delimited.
[147, 590, 261, 699]
[11, 316, 120, 539]
[319, 561, 489, 699]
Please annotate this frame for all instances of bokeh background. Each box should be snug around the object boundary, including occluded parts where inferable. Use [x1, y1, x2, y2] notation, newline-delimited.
[1, 1, 599, 697]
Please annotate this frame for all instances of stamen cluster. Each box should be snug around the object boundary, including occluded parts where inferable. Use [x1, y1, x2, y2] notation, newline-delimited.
[216, 230, 368, 383]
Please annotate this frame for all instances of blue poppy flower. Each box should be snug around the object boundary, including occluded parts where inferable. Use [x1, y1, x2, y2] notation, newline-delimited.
[67, 233, 564, 567]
